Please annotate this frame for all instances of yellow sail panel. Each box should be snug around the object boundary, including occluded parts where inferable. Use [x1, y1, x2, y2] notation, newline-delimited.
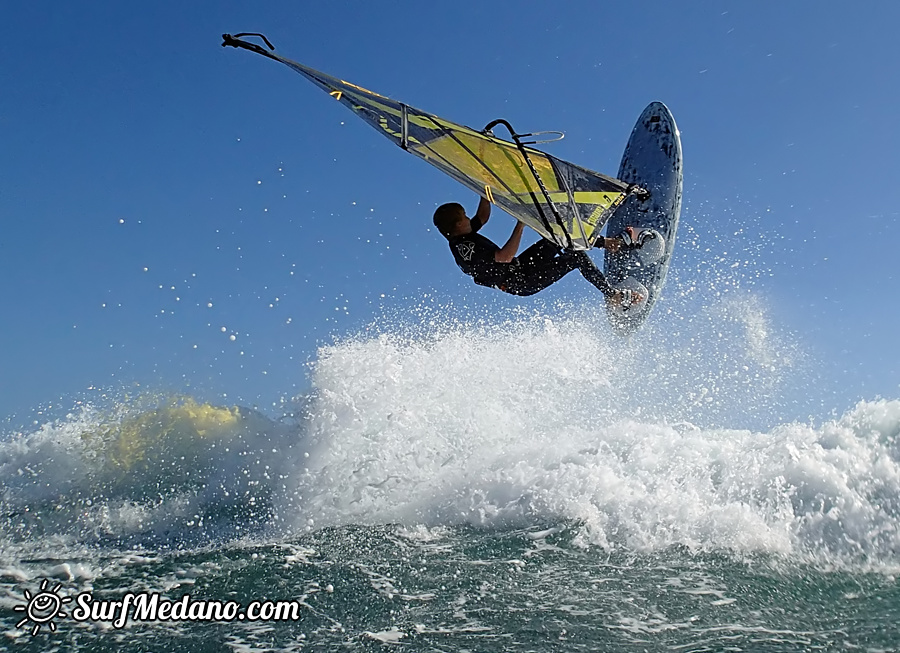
[418, 132, 560, 195]
[223, 34, 633, 250]
[418, 119, 562, 194]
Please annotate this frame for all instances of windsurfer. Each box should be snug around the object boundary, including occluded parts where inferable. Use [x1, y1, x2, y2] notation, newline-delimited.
[433, 197, 642, 307]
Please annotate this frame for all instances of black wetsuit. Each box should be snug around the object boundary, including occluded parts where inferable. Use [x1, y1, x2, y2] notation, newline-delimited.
[448, 229, 611, 297]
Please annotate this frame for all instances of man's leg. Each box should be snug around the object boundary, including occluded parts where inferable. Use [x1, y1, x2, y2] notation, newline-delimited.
[570, 252, 613, 297]
[504, 240, 615, 298]
[516, 239, 564, 266]
[571, 253, 645, 308]
[504, 240, 580, 296]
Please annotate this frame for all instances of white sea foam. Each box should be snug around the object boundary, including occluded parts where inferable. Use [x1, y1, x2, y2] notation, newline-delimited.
[1, 297, 898, 564]
[286, 299, 899, 561]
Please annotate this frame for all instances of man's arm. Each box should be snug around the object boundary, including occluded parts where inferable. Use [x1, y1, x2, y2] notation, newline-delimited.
[495, 222, 524, 263]
[470, 196, 492, 232]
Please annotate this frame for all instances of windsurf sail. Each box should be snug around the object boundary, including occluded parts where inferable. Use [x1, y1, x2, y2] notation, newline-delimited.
[223, 33, 639, 251]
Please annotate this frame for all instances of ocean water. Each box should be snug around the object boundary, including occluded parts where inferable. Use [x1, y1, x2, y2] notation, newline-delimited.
[2, 298, 899, 651]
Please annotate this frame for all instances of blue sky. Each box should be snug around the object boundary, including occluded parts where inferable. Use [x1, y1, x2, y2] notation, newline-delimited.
[2, 1, 898, 425]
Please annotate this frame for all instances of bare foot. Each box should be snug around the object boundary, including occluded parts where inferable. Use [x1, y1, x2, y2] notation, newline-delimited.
[604, 226, 637, 254]
[607, 287, 644, 308]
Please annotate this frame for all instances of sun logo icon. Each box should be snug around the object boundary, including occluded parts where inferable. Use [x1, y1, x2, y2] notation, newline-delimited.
[13, 579, 72, 636]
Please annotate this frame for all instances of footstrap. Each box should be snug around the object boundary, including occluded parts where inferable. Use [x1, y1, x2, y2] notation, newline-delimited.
[617, 228, 659, 251]
[618, 229, 634, 248]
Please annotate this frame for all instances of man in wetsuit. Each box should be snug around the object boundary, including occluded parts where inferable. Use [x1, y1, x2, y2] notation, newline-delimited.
[433, 196, 641, 306]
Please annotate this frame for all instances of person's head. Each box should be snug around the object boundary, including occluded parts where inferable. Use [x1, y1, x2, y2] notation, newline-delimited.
[433, 202, 469, 239]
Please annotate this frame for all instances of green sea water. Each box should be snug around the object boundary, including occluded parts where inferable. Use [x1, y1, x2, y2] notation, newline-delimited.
[2, 525, 898, 651]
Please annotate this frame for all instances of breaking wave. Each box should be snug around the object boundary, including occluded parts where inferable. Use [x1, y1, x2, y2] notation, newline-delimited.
[2, 297, 898, 566]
